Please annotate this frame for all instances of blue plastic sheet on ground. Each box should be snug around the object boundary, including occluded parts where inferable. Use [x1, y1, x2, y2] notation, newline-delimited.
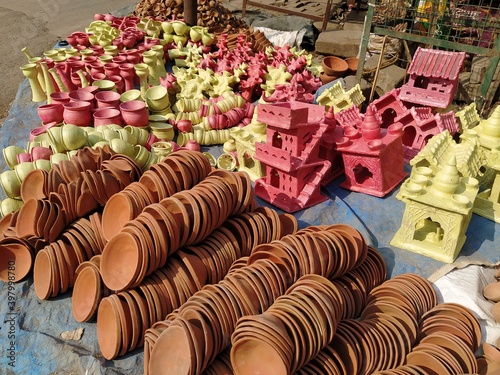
[0, 79, 498, 373]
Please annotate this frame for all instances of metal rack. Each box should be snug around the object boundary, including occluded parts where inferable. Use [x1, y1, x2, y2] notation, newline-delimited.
[356, 0, 500, 110]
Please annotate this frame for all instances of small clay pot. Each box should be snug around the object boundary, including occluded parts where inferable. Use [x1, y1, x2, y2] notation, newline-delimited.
[69, 90, 96, 109]
[95, 90, 121, 109]
[38, 103, 64, 124]
[93, 108, 123, 127]
[322, 56, 348, 77]
[345, 57, 359, 75]
[63, 101, 92, 127]
[120, 100, 149, 127]
[319, 72, 339, 85]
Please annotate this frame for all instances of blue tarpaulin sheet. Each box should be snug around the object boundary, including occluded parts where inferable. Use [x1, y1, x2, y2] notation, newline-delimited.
[0, 80, 498, 374]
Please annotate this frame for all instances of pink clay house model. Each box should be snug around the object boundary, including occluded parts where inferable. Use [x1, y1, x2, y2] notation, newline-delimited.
[336, 107, 407, 197]
[398, 47, 466, 109]
[254, 102, 332, 213]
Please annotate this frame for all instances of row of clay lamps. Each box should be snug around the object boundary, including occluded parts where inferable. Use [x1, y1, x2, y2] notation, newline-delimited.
[27, 150, 215, 298]
[33, 212, 107, 299]
[99, 168, 256, 292]
[0, 147, 139, 283]
[92, 208, 293, 359]
[145, 224, 378, 375]
[21, 145, 115, 201]
[230, 272, 481, 375]
[248, 224, 369, 283]
[101, 149, 212, 241]
[15, 153, 141, 242]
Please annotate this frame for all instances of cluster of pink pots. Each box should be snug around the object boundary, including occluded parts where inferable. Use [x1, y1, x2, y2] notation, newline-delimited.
[38, 91, 151, 128]
[16, 147, 53, 164]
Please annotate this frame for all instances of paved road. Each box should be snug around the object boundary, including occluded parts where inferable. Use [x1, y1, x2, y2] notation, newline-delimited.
[0, 0, 139, 122]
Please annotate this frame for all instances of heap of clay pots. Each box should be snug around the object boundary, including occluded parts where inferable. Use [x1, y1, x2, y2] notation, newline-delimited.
[134, 0, 248, 35]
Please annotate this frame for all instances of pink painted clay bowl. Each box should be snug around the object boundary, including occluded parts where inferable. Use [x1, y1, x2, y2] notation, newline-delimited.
[69, 90, 96, 108]
[93, 108, 123, 127]
[38, 103, 64, 124]
[50, 92, 71, 105]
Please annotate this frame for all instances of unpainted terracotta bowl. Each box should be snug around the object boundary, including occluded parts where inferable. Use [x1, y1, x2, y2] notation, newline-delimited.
[100, 231, 142, 292]
[321, 56, 348, 77]
[345, 57, 359, 75]
[0, 238, 33, 282]
[72, 263, 103, 322]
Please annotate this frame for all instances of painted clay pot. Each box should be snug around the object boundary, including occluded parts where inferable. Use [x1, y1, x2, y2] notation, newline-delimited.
[20, 63, 46, 102]
[149, 122, 174, 141]
[0, 170, 22, 198]
[63, 101, 92, 126]
[120, 89, 142, 103]
[120, 100, 149, 127]
[30, 146, 53, 161]
[184, 140, 201, 152]
[145, 86, 170, 112]
[38, 103, 64, 124]
[94, 108, 123, 127]
[93, 79, 116, 92]
[61, 124, 88, 150]
[109, 138, 135, 158]
[3, 145, 26, 169]
[151, 141, 173, 158]
[176, 119, 192, 133]
[69, 90, 95, 109]
[50, 91, 71, 106]
[95, 90, 121, 109]
[1, 198, 24, 216]
[104, 62, 120, 78]
[119, 63, 136, 92]
[107, 75, 124, 94]
[16, 152, 32, 164]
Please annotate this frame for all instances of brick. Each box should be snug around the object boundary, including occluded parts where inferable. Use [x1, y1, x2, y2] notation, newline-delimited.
[315, 29, 363, 58]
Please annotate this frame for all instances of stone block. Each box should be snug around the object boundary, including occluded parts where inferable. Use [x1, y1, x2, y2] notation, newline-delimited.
[344, 75, 371, 100]
[315, 29, 363, 58]
[343, 22, 365, 32]
[375, 64, 407, 95]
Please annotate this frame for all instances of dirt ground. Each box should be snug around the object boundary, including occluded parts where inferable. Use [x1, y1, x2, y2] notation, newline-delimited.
[0, 0, 138, 124]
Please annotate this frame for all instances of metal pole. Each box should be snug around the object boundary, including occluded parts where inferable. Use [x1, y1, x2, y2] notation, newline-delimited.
[184, 0, 197, 26]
